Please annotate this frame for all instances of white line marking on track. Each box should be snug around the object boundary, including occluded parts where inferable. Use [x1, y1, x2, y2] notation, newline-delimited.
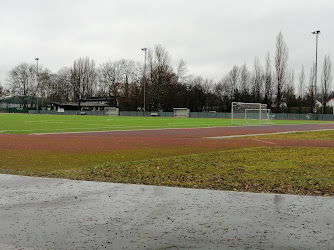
[253, 139, 276, 145]
[206, 128, 334, 139]
[28, 126, 234, 135]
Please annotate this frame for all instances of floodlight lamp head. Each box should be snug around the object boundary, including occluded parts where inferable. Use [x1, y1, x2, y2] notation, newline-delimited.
[312, 30, 320, 34]
[35, 58, 39, 61]
[141, 48, 147, 51]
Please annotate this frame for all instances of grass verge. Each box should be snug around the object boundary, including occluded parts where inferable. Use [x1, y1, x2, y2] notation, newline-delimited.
[37, 146, 334, 196]
[244, 129, 334, 140]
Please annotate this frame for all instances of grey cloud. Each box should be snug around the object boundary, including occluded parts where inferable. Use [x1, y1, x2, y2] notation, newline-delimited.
[0, 0, 333, 88]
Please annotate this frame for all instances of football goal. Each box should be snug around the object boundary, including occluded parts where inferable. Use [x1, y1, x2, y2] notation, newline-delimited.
[231, 102, 273, 125]
[173, 108, 190, 118]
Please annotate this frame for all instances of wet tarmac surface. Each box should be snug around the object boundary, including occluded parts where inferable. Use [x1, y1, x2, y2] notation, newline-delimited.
[0, 174, 333, 250]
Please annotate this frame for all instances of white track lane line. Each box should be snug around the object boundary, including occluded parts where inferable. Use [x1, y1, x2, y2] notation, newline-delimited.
[253, 139, 277, 145]
[206, 128, 334, 139]
[28, 125, 234, 135]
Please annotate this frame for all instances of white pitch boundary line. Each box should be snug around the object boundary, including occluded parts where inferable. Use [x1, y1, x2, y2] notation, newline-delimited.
[1, 125, 163, 134]
[206, 128, 334, 139]
[30, 127, 334, 136]
[28, 125, 236, 135]
[2, 124, 333, 136]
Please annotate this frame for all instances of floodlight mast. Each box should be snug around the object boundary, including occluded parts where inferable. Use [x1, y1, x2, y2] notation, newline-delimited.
[141, 48, 147, 116]
[312, 30, 320, 120]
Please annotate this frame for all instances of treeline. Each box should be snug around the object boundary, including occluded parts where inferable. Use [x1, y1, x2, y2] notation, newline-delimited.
[3, 32, 333, 113]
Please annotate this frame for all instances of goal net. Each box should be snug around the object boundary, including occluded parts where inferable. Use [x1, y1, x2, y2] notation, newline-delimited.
[231, 102, 273, 125]
[173, 108, 190, 118]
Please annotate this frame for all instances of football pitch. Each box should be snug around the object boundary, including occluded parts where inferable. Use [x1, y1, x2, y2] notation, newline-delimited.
[1, 113, 334, 196]
[0, 113, 331, 134]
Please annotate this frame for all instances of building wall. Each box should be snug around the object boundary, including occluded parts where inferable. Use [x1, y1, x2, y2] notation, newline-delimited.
[327, 99, 334, 107]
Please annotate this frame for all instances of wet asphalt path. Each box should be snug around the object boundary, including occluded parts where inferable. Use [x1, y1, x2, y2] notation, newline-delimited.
[0, 174, 333, 250]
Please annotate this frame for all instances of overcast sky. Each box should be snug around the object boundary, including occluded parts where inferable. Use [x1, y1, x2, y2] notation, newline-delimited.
[0, 0, 333, 89]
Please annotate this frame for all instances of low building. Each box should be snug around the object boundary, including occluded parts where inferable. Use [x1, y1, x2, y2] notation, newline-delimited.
[52, 97, 115, 111]
[327, 98, 334, 107]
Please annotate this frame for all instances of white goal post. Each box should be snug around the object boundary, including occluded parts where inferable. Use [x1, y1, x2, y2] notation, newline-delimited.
[231, 102, 272, 125]
[173, 108, 190, 118]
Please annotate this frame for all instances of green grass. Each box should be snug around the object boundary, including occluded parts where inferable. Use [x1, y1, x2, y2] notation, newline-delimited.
[0, 146, 206, 174]
[245, 129, 334, 140]
[37, 147, 334, 196]
[0, 113, 332, 134]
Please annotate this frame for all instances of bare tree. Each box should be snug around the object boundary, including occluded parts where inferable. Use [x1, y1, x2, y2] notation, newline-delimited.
[274, 32, 289, 111]
[56, 67, 72, 102]
[176, 59, 189, 85]
[298, 66, 306, 99]
[147, 45, 176, 111]
[37, 68, 53, 107]
[263, 53, 273, 105]
[284, 69, 295, 112]
[321, 55, 332, 111]
[6, 63, 36, 110]
[215, 75, 234, 111]
[240, 64, 250, 101]
[286, 69, 295, 95]
[229, 65, 240, 99]
[96, 59, 143, 109]
[97, 60, 124, 106]
[0, 83, 4, 97]
[118, 59, 142, 109]
[187, 76, 209, 112]
[252, 57, 263, 102]
[70, 57, 97, 109]
[307, 62, 316, 110]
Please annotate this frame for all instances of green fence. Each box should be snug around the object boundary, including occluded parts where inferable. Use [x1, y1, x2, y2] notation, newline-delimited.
[273, 113, 334, 121]
[190, 112, 231, 118]
[8, 107, 26, 113]
[28, 110, 105, 116]
[27, 110, 334, 121]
